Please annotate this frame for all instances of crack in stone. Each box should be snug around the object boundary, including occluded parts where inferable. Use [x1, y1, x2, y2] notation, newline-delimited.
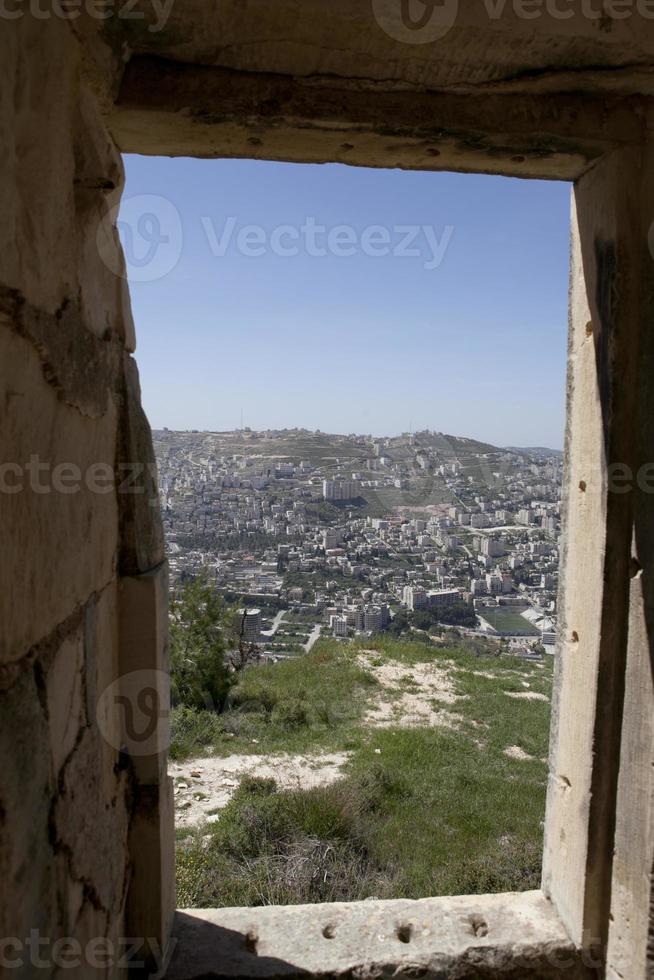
[0, 581, 113, 692]
[0, 286, 123, 420]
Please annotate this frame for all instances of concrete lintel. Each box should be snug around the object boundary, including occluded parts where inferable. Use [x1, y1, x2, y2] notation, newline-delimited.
[165, 891, 593, 979]
[110, 56, 644, 182]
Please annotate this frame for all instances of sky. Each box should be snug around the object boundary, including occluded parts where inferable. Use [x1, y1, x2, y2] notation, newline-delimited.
[120, 156, 571, 449]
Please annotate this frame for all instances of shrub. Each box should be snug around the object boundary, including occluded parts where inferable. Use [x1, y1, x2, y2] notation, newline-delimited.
[170, 573, 234, 711]
[170, 705, 224, 761]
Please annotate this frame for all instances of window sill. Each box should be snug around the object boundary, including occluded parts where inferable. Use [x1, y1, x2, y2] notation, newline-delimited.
[165, 890, 591, 979]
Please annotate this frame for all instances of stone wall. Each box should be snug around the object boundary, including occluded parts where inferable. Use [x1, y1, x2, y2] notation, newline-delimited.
[0, 16, 172, 979]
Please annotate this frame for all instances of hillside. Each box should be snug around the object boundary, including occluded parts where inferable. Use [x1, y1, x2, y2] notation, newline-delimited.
[174, 636, 552, 907]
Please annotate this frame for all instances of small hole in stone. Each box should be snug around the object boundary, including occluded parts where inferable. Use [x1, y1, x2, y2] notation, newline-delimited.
[585, 320, 594, 336]
[396, 924, 413, 943]
[341, 142, 354, 151]
[511, 154, 526, 163]
[247, 137, 262, 146]
[322, 924, 336, 939]
[427, 147, 441, 156]
[470, 915, 488, 938]
[244, 930, 258, 954]
[579, 480, 587, 492]
[571, 630, 579, 643]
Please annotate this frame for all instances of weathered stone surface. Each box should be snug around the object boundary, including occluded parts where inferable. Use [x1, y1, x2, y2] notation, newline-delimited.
[126, 777, 176, 975]
[75, 84, 137, 352]
[111, 57, 641, 181]
[166, 892, 594, 979]
[0, 18, 134, 347]
[1, 17, 141, 975]
[606, 137, 654, 980]
[46, 625, 86, 776]
[54, 724, 129, 918]
[543, 140, 654, 974]
[0, 665, 59, 948]
[91, 583, 125, 780]
[0, 328, 119, 666]
[102, 0, 654, 95]
[117, 354, 166, 576]
[118, 563, 170, 783]
[0, 288, 123, 419]
[0, 18, 80, 316]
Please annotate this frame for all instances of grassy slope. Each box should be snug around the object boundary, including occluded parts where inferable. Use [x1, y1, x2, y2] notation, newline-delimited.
[175, 637, 553, 907]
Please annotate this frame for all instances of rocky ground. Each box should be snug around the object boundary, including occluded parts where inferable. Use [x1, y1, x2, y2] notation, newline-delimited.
[172, 751, 351, 827]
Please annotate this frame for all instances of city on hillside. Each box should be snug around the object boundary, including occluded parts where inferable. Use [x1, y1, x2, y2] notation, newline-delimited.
[154, 427, 562, 660]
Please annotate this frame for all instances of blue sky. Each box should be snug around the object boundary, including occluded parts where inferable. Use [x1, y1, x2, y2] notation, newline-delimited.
[120, 156, 570, 449]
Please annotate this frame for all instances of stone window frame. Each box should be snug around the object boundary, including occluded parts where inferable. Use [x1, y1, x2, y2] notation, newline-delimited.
[111, 61, 653, 979]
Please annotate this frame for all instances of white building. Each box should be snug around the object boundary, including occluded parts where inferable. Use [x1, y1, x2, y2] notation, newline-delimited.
[238, 608, 262, 644]
[323, 479, 359, 501]
[331, 616, 349, 638]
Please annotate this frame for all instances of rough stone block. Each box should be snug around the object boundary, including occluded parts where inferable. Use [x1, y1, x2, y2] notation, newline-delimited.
[46, 625, 86, 776]
[166, 892, 594, 979]
[0, 328, 119, 666]
[118, 563, 170, 784]
[0, 666, 58, 948]
[117, 354, 166, 576]
[53, 725, 130, 918]
[127, 777, 176, 978]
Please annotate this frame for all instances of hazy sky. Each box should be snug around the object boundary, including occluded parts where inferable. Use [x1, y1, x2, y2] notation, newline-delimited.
[120, 156, 570, 449]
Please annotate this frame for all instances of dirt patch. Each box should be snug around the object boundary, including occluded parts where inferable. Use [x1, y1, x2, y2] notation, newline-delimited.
[172, 751, 351, 827]
[357, 653, 464, 729]
[504, 745, 536, 761]
[504, 691, 549, 702]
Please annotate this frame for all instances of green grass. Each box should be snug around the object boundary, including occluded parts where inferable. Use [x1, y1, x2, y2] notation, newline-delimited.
[170, 705, 226, 761]
[176, 637, 553, 906]
[171, 641, 378, 759]
[177, 723, 546, 906]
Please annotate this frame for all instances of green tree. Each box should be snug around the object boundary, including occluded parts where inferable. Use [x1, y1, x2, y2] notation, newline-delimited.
[170, 573, 234, 711]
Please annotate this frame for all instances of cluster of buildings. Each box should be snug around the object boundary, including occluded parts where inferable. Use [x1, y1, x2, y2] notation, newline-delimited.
[154, 428, 563, 654]
[329, 603, 391, 637]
